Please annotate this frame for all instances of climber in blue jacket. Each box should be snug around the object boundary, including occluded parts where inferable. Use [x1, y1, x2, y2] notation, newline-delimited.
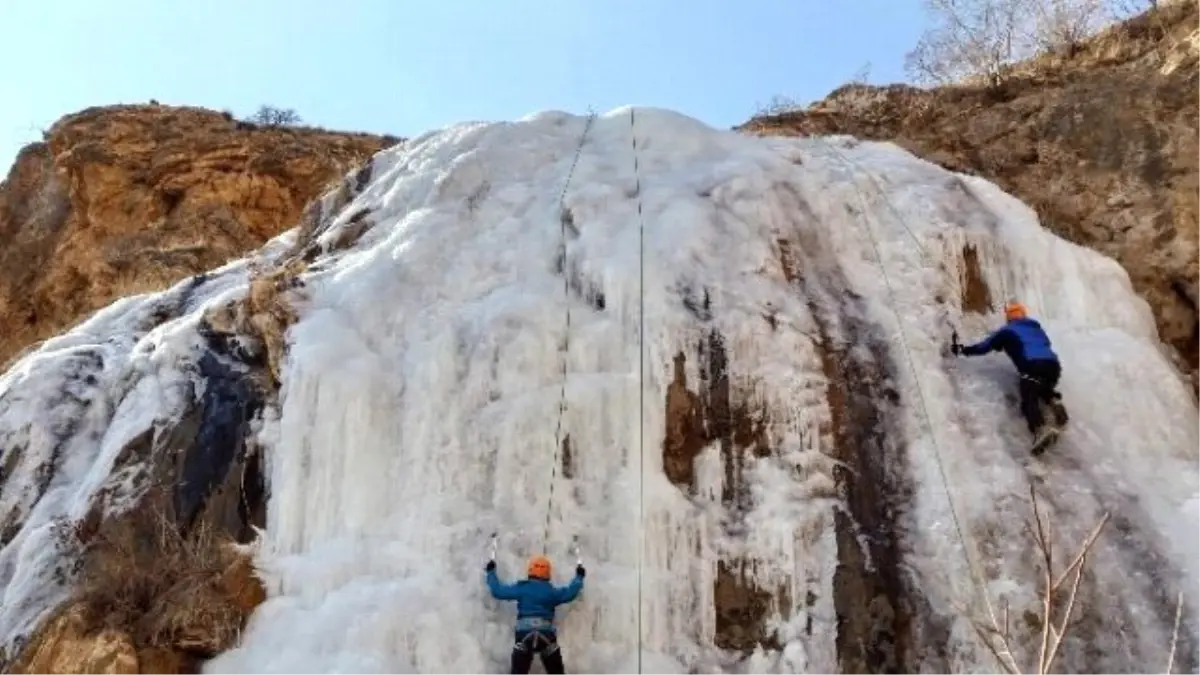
[951, 301, 1069, 454]
[486, 554, 585, 674]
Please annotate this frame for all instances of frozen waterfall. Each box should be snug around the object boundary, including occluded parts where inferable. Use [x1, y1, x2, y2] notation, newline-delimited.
[0, 107, 1194, 674]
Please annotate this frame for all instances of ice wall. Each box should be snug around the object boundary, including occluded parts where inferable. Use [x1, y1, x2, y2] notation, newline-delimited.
[0, 107, 1193, 674]
[205, 108, 1198, 673]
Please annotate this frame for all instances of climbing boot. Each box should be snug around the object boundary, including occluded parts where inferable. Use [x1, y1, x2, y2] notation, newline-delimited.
[1031, 425, 1060, 456]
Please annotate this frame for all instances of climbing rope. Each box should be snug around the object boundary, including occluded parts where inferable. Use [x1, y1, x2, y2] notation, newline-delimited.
[542, 112, 597, 549]
[628, 107, 648, 675]
[816, 137, 1016, 311]
[821, 140, 935, 262]
[810, 136, 1000, 625]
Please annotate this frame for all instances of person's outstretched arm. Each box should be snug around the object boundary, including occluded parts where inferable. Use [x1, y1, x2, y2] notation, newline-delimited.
[552, 565, 586, 605]
[960, 327, 1009, 356]
[486, 564, 521, 600]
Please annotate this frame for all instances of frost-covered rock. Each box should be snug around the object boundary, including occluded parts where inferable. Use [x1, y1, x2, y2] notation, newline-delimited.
[1, 107, 1196, 674]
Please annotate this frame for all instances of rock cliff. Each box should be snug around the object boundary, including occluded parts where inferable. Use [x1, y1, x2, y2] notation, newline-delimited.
[740, 0, 1200, 388]
[0, 103, 391, 673]
[0, 104, 393, 370]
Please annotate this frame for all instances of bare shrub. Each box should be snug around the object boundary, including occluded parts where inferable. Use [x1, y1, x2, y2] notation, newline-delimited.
[753, 95, 806, 117]
[203, 254, 309, 389]
[906, 0, 1146, 86]
[249, 105, 302, 128]
[968, 484, 1111, 674]
[1029, 0, 1110, 55]
[66, 512, 251, 655]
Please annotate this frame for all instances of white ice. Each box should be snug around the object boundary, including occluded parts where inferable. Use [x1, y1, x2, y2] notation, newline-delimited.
[0, 235, 296, 649]
[0, 107, 1194, 673]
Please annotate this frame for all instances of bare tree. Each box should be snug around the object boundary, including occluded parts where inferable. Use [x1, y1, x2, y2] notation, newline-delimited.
[851, 61, 873, 85]
[906, 0, 1140, 86]
[250, 105, 302, 127]
[1029, 0, 1109, 55]
[905, 0, 1037, 87]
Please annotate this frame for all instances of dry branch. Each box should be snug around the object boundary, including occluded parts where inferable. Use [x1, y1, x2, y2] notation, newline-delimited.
[970, 482, 1111, 674]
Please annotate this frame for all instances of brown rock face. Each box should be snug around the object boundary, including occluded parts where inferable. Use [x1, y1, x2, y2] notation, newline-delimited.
[0, 103, 393, 368]
[8, 604, 138, 674]
[740, 1, 1200, 384]
[0, 100, 388, 672]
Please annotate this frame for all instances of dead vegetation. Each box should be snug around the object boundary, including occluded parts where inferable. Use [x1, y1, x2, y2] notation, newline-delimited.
[29, 508, 264, 672]
[968, 484, 1112, 674]
[204, 255, 309, 389]
[242, 257, 308, 386]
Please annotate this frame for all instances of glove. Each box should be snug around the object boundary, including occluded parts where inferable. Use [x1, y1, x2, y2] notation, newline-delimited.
[950, 342, 963, 356]
[485, 560, 496, 572]
[576, 564, 586, 578]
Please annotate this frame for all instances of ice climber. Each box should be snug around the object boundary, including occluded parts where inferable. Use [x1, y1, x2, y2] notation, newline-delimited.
[485, 554, 585, 675]
[951, 300, 1069, 455]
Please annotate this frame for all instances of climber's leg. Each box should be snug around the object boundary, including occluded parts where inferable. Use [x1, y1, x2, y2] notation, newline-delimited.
[1044, 387, 1069, 427]
[538, 634, 565, 675]
[1033, 360, 1065, 427]
[1040, 363, 1068, 428]
[1018, 373, 1045, 434]
[510, 632, 535, 675]
[1021, 360, 1065, 455]
[1020, 360, 1062, 430]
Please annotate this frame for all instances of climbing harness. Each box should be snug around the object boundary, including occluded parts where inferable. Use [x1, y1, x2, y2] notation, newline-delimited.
[542, 111, 597, 549]
[515, 629, 560, 654]
[628, 106, 648, 674]
[809, 136, 1003, 630]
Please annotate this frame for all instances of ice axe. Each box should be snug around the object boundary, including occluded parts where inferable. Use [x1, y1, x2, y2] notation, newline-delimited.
[946, 325, 961, 358]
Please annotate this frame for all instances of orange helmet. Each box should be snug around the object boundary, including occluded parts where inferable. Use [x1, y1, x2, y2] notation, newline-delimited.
[1004, 301, 1027, 322]
[527, 555, 551, 580]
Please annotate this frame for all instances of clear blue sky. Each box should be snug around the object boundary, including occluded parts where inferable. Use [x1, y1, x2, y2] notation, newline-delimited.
[0, 0, 928, 173]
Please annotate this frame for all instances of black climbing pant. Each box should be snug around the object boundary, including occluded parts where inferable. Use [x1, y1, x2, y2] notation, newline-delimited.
[1018, 359, 1067, 433]
[511, 630, 565, 675]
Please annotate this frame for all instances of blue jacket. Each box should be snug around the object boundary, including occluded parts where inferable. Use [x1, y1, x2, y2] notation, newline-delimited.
[486, 570, 583, 634]
[961, 317, 1058, 371]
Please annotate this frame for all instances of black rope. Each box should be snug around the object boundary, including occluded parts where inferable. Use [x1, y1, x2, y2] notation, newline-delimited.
[542, 111, 597, 549]
[628, 106, 647, 675]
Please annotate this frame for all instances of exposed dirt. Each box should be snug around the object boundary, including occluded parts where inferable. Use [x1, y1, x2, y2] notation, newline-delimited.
[713, 559, 791, 653]
[961, 243, 995, 314]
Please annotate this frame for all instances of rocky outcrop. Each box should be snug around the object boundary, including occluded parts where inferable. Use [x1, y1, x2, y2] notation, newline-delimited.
[7, 542, 265, 675]
[0, 103, 395, 369]
[7, 604, 138, 674]
[0, 304, 274, 674]
[740, 0, 1200, 387]
[0, 101, 384, 669]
